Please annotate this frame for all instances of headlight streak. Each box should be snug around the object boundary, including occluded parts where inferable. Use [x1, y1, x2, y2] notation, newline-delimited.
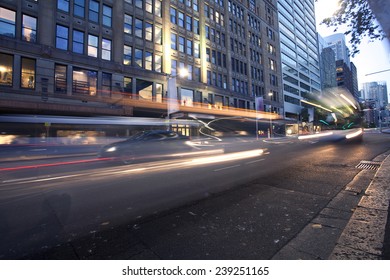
[345, 128, 363, 139]
[105, 146, 117, 152]
[298, 132, 334, 140]
[340, 94, 358, 110]
[1, 149, 266, 185]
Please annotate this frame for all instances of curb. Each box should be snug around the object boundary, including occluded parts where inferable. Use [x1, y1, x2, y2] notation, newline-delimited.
[330, 153, 390, 259]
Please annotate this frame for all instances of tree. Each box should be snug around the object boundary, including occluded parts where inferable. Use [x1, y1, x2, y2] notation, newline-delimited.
[319, 0, 388, 56]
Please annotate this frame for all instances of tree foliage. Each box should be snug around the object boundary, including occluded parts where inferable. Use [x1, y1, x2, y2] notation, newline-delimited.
[319, 0, 386, 56]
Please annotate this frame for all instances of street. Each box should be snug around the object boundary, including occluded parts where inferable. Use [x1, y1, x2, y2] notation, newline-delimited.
[1, 131, 390, 259]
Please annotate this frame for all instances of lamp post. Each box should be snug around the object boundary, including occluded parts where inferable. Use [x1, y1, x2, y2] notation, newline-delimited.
[167, 67, 188, 119]
[268, 92, 273, 138]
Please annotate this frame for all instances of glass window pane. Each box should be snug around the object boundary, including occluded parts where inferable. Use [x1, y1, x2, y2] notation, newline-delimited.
[55, 64, 67, 93]
[21, 57, 35, 89]
[0, 53, 13, 86]
[0, 8, 16, 37]
[22, 15, 37, 42]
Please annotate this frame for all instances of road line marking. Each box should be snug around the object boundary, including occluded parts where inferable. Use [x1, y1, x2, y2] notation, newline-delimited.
[245, 159, 265, 165]
[213, 164, 241, 172]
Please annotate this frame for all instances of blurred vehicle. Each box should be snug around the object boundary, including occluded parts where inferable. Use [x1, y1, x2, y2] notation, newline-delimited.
[98, 130, 194, 164]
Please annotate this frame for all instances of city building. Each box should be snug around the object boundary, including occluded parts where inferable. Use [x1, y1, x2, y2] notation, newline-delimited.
[323, 33, 350, 67]
[318, 34, 336, 90]
[0, 0, 283, 120]
[277, 0, 321, 121]
[361, 81, 388, 127]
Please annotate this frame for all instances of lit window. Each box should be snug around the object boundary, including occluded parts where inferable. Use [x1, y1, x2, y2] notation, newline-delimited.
[194, 42, 200, 58]
[72, 67, 97, 96]
[0, 7, 16, 38]
[73, 30, 84, 54]
[88, 34, 98, 57]
[124, 76, 132, 94]
[22, 14, 37, 42]
[0, 53, 13, 86]
[102, 38, 111, 60]
[21, 57, 35, 89]
[56, 25, 68, 50]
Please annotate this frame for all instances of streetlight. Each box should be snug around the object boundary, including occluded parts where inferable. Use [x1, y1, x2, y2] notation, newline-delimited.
[167, 67, 188, 118]
[268, 92, 273, 138]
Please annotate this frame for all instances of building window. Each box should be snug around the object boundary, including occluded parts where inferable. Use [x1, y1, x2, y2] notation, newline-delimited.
[124, 14, 132, 34]
[102, 5, 112, 27]
[171, 33, 177, 50]
[135, 0, 143, 9]
[74, 0, 85, 18]
[193, 0, 199, 11]
[0, 7, 16, 38]
[89, 0, 99, 23]
[155, 0, 162, 17]
[186, 39, 193, 56]
[193, 18, 199, 34]
[179, 36, 185, 53]
[178, 12, 184, 28]
[0, 53, 13, 86]
[145, 22, 153, 41]
[135, 48, 143, 68]
[55, 64, 67, 93]
[135, 18, 143, 38]
[186, 15, 192, 32]
[123, 45, 132, 65]
[102, 72, 112, 96]
[145, 0, 153, 13]
[145, 51, 152, 70]
[56, 25, 68, 50]
[155, 26, 162, 44]
[22, 14, 37, 42]
[124, 76, 132, 94]
[21, 57, 35, 89]
[155, 54, 162, 73]
[170, 7, 177, 24]
[102, 38, 111, 60]
[156, 83, 163, 102]
[73, 30, 84, 54]
[88, 34, 98, 57]
[171, 59, 177, 76]
[58, 0, 70, 12]
[194, 42, 200, 58]
[72, 67, 97, 96]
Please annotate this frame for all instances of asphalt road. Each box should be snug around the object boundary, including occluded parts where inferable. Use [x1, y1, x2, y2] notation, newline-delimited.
[1, 131, 389, 259]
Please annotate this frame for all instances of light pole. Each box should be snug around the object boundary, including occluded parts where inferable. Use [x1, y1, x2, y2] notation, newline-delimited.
[167, 67, 188, 119]
[268, 92, 273, 138]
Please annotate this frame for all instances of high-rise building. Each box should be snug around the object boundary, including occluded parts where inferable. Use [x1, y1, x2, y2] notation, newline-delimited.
[0, 0, 283, 118]
[324, 33, 350, 67]
[318, 34, 336, 90]
[361, 81, 388, 127]
[277, 0, 321, 120]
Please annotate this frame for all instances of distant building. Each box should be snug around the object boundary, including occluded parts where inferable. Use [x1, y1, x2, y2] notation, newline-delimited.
[318, 34, 336, 90]
[361, 81, 388, 127]
[324, 33, 350, 67]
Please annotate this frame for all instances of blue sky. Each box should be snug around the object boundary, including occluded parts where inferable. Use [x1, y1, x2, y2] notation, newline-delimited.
[314, 0, 390, 97]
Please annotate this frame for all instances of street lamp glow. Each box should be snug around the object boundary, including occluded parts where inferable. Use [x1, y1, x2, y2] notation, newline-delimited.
[178, 67, 188, 78]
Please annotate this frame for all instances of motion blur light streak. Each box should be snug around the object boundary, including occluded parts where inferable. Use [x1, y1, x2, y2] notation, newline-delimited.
[345, 129, 363, 139]
[298, 132, 334, 140]
[188, 149, 265, 165]
[0, 157, 112, 171]
[340, 94, 358, 110]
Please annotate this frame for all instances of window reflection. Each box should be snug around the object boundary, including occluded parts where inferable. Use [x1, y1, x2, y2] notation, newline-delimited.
[21, 57, 36, 89]
[55, 64, 67, 93]
[0, 7, 16, 38]
[22, 14, 37, 42]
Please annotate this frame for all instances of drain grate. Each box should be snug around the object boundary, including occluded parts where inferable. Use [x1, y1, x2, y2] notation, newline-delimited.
[355, 160, 381, 170]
